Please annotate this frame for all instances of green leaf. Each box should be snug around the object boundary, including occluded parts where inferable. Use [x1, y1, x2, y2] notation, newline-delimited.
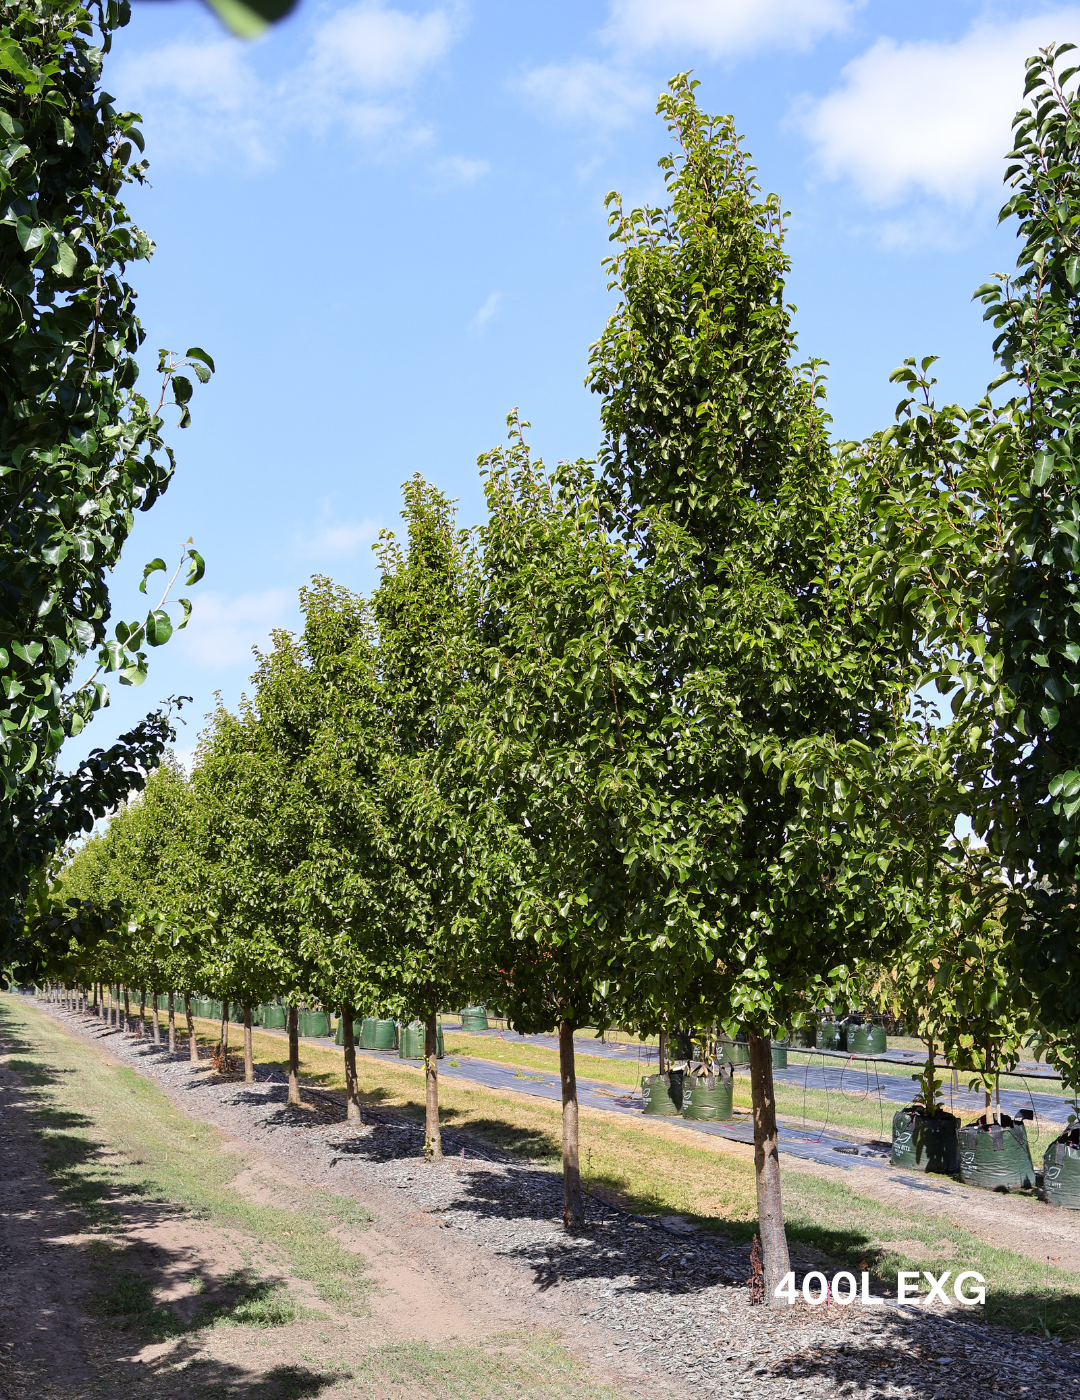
[53, 240, 76, 278]
[1033, 451, 1056, 486]
[200, 0, 299, 37]
[145, 610, 173, 647]
[139, 558, 167, 595]
[0, 38, 35, 83]
[186, 346, 216, 374]
[186, 549, 206, 586]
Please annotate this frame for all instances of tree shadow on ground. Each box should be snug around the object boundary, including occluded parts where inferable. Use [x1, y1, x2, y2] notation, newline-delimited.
[0, 1003, 345, 1400]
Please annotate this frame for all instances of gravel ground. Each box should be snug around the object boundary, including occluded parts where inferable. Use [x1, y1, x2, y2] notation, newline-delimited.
[29, 999, 1080, 1400]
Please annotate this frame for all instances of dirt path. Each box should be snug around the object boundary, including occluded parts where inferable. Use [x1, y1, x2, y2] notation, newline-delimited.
[11, 997, 1080, 1400]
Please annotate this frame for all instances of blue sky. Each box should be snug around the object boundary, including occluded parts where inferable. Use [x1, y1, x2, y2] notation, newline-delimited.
[71, 0, 1080, 764]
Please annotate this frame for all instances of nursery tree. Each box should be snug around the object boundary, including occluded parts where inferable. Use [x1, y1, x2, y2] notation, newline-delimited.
[294, 578, 404, 1124]
[193, 679, 317, 1103]
[862, 45, 1080, 1063]
[371, 478, 509, 1157]
[585, 76, 929, 1301]
[0, 0, 210, 967]
[478, 421, 673, 1225]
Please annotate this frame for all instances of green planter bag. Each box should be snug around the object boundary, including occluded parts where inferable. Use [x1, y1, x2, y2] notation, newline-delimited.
[299, 1010, 331, 1039]
[771, 1042, 788, 1069]
[850, 1024, 887, 1055]
[891, 1108, 959, 1173]
[642, 1070, 683, 1116]
[792, 1027, 816, 1049]
[398, 1021, 445, 1060]
[263, 1005, 287, 1030]
[459, 1006, 488, 1033]
[817, 1020, 843, 1050]
[359, 1018, 397, 1050]
[335, 1017, 364, 1047]
[720, 1038, 751, 1066]
[682, 1069, 733, 1121]
[1043, 1130, 1080, 1208]
[958, 1116, 1035, 1191]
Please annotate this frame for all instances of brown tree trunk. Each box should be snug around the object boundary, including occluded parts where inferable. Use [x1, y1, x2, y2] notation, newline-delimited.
[342, 1004, 362, 1124]
[243, 1006, 254, 1084]
[151, 990, 160, 1044]
[95, 982, 102, 1017]
[139, 988, 146, 1038]
[288, 1005, 301, 1106]
[123, 986, 130, 1032]
[186, 994, 198, 1063]
[424, 1011, 442, 1158]
[658, 1027, 666, 1074]
[559, 1019, 584, 1229]
[747, 1028, 791, 1307]
[221, 1002, 229, 1060]
[167, 992, 176, 1054]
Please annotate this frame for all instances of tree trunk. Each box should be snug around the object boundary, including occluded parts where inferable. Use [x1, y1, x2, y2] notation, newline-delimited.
[123, 986, 130, 1033]
[95, 982, 102, 1017]
[186, 994, 198, 1063]
[151, 990, 160, 1044]
[167, 992, 176, 1054]
[559, 1019, 584, 1229]
[747, 1028, 791, 1307]
[139, 988, 146, 1038]
[221, 1002, 229, 1060]
[658, 1027, 666, 1075]
[342, 1004, 362, 1124]
[288, 1005, 301, 1106]
[424, 1011, 442, 1159]
[243, 1006, 254, 1084]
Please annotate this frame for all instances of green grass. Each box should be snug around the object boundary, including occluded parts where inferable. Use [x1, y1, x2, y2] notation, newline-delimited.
[0, 1000, 369, 1320]
[783, 1168, 1080, 1337]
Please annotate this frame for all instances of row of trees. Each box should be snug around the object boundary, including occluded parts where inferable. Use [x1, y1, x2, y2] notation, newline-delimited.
[20, 52, 1080, 1307]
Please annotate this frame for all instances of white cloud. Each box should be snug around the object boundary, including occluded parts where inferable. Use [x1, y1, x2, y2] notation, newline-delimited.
[603, 0, 860, 57]
[803, 12, 1080, 209]
[177, 588, 293, 668]
[304, 0, 457, 92]
[113, 38, 271, 166]
[290, 514, 380, 558]
[469, 291, 501, 334]
[112, 1, 460, 167]
[431, 153, 491, 185]
[515, 60, 652, 129]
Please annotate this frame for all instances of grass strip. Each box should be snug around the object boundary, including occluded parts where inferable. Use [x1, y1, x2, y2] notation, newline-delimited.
[0, 998, 370, 1319]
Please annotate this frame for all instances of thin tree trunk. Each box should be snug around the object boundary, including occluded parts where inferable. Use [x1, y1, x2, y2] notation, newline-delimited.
[186, 994, 198, 1063]
[747, 1028, 791, 1307]
[424, 1011, 442, 1158]
[559, 1019, 584, 1229]
[96, 982, 102, 1017]
[342, 1004, 362, 1124]
[244, 1006, 254, 1084]
[151, 990, 160, 1044]
[139, 988, 146, 1038]
[123, 986, 130, 1033]
[658, 1027, 666, 1074]
[168, 992, 176, 1054]
[221, 1002, 229, 1060]
[288, 1005, 301, 1106]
